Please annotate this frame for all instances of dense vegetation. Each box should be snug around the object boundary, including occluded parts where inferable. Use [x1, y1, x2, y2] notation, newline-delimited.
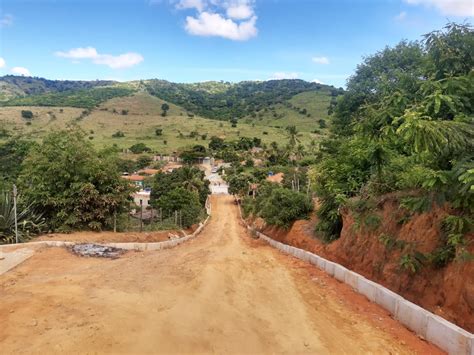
[145, 79, 341, 120]
[1, 86, 135, 109]
[150, 167, 210, 228]
[16, 130, 134, 231]
[0, 75, 116, 100]
[310, 23, 473, 266]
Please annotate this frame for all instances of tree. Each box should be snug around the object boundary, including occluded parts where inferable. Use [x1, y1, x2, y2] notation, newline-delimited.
[156, 188, 202, 228]
[209, 136, 225, 150]
[286, 125, 299, 147]
[161, 103, 170, 117]
[155, 128, 163, 136]
[129, 143, 151, 154]
[18, 130, 133, 231]
[0, 139, 36, 189]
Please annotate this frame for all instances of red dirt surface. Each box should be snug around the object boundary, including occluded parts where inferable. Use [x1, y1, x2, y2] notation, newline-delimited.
[0, 196, 441, 354]
[255, 195, 474, 333]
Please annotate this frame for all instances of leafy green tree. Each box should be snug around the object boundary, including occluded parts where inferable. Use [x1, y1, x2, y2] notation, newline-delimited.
[18, 130, 133, 231]
[161, 103, 170, 116]
[129, 143, 151, 154]
[0, 139, 36, 189]
[156, 188, 202, 228]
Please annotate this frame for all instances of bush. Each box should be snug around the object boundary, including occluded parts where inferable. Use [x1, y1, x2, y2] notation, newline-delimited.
[155, 188, 203, 228]
[155, 128, 163, 136]
[112, 131, 125, 138]
[258, 187, 313, 228]
[21, 110, 33, 119]
[129, 143, 151, 154]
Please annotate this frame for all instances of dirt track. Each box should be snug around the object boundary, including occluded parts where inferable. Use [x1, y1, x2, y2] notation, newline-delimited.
[0, 195, 441, 354]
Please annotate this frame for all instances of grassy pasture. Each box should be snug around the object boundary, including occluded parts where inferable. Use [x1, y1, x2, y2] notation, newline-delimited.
[241, 90, 332, 135]
[0, 93, 321, 153]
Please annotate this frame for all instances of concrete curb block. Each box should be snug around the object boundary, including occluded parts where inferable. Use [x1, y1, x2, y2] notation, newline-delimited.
[240, 217, 473, 355]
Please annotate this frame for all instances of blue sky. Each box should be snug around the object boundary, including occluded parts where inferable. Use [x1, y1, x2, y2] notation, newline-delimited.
[0, 0, 472, 87]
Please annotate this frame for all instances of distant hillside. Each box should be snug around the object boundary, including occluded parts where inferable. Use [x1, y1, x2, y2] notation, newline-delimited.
[0, 75, 117, 101]
[1, 86, 136, 109]
[144, 79, 343, 120]
[0, 76, 343, 122]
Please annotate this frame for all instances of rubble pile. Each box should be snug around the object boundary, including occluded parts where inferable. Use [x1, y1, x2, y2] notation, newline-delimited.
[71, 244, 125, 258]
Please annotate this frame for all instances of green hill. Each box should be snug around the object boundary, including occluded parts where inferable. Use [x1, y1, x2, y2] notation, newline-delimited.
[0, 76, 340, 153]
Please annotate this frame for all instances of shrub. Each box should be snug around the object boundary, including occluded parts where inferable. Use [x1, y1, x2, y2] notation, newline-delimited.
[21, 110, 33, 119]
[129, 143, 151, 154]
[112, 130, 125, 138]
[259, 188, 313, 228]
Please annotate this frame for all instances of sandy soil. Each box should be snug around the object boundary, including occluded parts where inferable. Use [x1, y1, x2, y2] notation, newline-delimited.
[0, 195, 442, 354]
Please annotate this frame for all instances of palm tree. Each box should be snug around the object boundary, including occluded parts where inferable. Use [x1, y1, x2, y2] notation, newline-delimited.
[286, 125, 300, 147]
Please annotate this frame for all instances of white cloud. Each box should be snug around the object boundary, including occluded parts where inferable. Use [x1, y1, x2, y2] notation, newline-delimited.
[269, 72, 299, 80]
[312, 79, 324, 84]
[176, 0, 205, 12]
[55, 47, 143, 69]
[312, 56, 330, 65]
[394, 11, 407, 21]
[176, 0, 258, 41]
[185, 12, 257, 40]
[0, 13, 13, 27]
[0, 57, 5, 68]
[227, 4, 254, 19]
[55, 46, 99, 59]
[11, 67, 31, 76]
[403, 0, 474, 17]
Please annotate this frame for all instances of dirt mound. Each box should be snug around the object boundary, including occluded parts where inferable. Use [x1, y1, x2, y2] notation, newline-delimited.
[256, 198, 474, 333]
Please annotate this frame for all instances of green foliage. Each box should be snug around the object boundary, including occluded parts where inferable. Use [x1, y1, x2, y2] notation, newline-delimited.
[17, 130, 133, 231]
[399, 195, 432, 214]
[259, 188, 312, 228]
[0, 75, 116, 100]
[155, 128, 163, 136]
[0, 139, 36, 189]
[3, 86, 135, 109]
[431, 214, 473, 267]
[400, 252, 426, 273]
[145, 79, 334, 121]
[129, 143, 151, 154]
[21, 110, 33, 119]
[150, 166, 209, 206]
[312, 23, 474, 246]
[155, 188, 202, 228]
[0, 191, 45, 244]
[112, 130, 125, 138]
[379, 233, 407, 251]
[243, 184, 313, 228]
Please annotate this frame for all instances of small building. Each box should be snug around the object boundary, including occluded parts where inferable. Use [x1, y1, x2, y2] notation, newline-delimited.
[122, 174, 145, 188]
[133, 190, 151, 208]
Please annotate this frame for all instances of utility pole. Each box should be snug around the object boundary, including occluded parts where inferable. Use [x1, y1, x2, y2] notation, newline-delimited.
[13, 185, 18, 244]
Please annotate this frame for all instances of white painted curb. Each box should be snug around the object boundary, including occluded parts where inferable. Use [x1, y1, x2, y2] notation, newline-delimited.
[238, 205, 473, 355]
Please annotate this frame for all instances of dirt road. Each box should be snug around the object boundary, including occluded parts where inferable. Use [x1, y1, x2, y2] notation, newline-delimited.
[0, 195, 440, 354]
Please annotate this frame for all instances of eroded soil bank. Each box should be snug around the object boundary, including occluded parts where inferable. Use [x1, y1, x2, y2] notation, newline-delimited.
[255, 195, 474, 333]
